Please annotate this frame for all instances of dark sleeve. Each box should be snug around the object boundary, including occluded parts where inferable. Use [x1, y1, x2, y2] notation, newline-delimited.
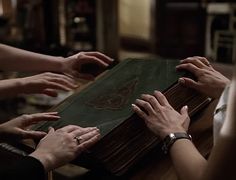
[0, 156, 46, 180]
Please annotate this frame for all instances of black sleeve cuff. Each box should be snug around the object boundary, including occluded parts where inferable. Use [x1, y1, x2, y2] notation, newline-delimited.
[0, 156, 46, 180]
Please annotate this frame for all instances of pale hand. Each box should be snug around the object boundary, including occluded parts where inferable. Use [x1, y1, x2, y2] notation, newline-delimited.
[132, 91, 190, 140]
[0, 112, 60, 142]
[30, 125, 100, 172]
[176, 56, 230, 99]
[62, 51, 114, 80]
[20, 72, 77, 97]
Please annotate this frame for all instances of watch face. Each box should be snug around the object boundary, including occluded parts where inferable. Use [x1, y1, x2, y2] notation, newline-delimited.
[169, 133, 175, 139]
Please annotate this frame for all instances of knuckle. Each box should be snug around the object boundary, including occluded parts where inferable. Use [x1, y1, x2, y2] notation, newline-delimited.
[56, 129, 63, 133]
[159, 106, 165, 112]
[21, 114, 30, 120]
[198, 69, 207, 76]
[69, 125, 77, 129]
[148, 96, 156, 102]
[44, 72, 52, 76]
[185, 63, 192, 68]
[186, 57, 193, 61]
[143, 102, 149, 108]
[78, 52, 85, 57]
[62, 132, 71, 140]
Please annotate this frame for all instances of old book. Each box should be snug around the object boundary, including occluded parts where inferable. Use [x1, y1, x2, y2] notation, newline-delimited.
[33, 58, 210, 175]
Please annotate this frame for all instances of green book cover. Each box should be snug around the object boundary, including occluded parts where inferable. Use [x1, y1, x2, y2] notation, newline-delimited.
[34, 58, 183, 135]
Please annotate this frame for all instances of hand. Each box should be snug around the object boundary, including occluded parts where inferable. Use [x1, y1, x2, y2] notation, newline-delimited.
[30, 125, 100, 172]
[0, 112, 60, 142]
[176, 56, 230, 99]
[62, 51, 114, 80]
[20, 72, 77, 97]
[132, 91, 190, 140]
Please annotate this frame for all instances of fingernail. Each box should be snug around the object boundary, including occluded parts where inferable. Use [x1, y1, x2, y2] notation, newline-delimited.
[184, 105, 188, 110]
[131, 104, 136, 107]
[48, 126, 54, 132]
[178, 78, 185, 84]
[50, 112, 58, 114]
[95, 134, 101, 140]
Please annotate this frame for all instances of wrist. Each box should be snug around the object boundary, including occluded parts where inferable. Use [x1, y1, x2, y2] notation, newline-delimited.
[16, 77, 30, 94]
[160, 128, 187, 140]
[29, 150, 55, 172]
[55, 56, 66, 73]
[7, 78, 25, 95]
[41, 55, 65, 73]
[162, 132, 192, 154]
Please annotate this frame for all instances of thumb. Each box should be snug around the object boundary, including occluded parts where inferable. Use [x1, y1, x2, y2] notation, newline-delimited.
[180, 105, 189, 116]
[181, 105, 190, 130]
[48, 127, 55, 134]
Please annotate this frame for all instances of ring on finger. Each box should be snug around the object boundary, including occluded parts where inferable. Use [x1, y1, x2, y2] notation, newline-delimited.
[74, 136, 83, 144]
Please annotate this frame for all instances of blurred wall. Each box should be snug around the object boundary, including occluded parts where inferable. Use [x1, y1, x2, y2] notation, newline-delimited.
[119, 0, 152, 40]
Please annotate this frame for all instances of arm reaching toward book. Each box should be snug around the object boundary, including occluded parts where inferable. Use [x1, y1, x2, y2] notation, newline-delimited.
[0, 112, 60, 142]
[0, 72, 77, 98]
[62, 51, 114, 79]
[0, 44, 113, 79]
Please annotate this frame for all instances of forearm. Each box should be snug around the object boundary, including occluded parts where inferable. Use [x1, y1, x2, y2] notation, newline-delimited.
[170, 139, 207, 180]
[0, 44, 64, 72]
[202, 73, 236, 180]
[0, 78, 25, 99]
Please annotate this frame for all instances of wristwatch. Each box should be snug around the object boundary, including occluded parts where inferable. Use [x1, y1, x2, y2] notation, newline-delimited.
[162, 132, 192, 154]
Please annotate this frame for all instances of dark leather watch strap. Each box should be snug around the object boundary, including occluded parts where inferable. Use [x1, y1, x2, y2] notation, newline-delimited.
[162, 132, 192, 154]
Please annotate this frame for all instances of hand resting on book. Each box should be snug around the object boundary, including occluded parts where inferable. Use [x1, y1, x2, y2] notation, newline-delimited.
[176, 56, 230, 99]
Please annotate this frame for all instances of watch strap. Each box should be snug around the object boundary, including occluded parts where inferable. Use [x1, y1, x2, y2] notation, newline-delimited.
[162, 132, 192, 154]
